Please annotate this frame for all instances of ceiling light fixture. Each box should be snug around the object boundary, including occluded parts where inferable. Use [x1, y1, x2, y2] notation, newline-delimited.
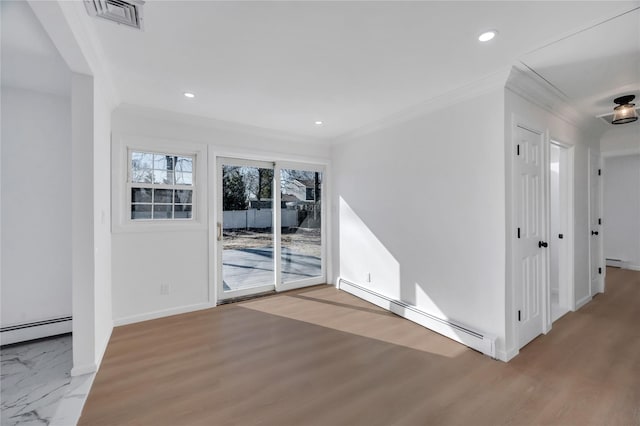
[184, 92, 195, 99]
[612, 95, 638, 125]
[478, 30, 497, 42]
[314, 121, 323, 126]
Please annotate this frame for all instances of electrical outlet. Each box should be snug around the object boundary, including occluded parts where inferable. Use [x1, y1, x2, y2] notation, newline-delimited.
[366, 273, 371, 283]
[160, 284, 170, 295]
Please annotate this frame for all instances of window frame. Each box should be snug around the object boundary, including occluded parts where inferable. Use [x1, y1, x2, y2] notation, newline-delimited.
[112, 134, 208, 233]
[127, 150, 196, 221]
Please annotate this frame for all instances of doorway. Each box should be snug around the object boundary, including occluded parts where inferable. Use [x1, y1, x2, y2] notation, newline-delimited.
[217, 158, 325, 301]
[549, 141, 573, 322]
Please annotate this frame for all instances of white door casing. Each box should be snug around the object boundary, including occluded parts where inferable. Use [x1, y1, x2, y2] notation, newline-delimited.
[589, 149, 603, 295]
[515, 124, 547, 349]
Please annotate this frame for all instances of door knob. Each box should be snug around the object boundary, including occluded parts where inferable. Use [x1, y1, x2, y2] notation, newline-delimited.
[591, 231, 599, 236]
[538, 241, 548, 248]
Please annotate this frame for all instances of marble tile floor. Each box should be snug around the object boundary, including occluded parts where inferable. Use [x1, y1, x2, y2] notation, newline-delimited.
[1, 334, 94, 426]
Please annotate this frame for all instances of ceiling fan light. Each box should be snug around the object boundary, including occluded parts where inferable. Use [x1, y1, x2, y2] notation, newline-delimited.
[612, 103, 638, 125]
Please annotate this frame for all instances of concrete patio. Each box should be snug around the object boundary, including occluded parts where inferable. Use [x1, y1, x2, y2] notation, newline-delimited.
[222, 246, 321, 291]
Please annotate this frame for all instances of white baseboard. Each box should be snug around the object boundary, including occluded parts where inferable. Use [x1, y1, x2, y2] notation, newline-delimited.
[113, 302, 216, 326]
[575, 294, 592, 310]
[95, 326, 113, 371]
[338, 277, 497, 359]
[625, 263, 640, 271]
[496, 347, 519, 362]
[71, 363, 97, 376]
[1, 318, 72, 346]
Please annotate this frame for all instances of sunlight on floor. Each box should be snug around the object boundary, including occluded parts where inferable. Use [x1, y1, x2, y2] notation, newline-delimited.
[240, 287, 469, 358]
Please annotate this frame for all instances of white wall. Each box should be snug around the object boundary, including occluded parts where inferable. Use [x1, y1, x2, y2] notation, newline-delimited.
[332, 89, 507, 355]
[111, 106, 331, 325]
[1, 87, 72, 328]
[600, 121, 640, 155]
[93, 81, 113, 364]
[603, 154, 640, 270]
[70, 73, 96, 373]
[549, 145, 560, 294]
[600, 122, 640, 271]
[504, 85, 604, 358]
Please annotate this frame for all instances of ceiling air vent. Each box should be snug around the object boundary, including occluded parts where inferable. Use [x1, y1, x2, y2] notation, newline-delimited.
[84, 0, 145, 30]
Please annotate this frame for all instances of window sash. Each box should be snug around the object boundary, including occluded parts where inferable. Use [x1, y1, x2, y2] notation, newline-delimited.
[128, 150, 196, 221]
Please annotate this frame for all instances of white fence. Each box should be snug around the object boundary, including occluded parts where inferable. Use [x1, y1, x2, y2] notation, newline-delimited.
[223, 209, 298, 229]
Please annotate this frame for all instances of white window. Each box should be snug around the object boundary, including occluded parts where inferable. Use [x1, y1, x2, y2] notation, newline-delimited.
[128, 150, 195, 220]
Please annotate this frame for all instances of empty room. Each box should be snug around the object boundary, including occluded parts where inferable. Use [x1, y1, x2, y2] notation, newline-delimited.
[1, 1, 639, 425]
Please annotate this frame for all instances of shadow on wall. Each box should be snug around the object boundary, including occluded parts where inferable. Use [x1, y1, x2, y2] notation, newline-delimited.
[338, 196, 456, 328]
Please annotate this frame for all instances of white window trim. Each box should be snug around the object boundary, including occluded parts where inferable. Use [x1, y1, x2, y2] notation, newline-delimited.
[112, 134, 208, 233]
[127, 149, 195, 221]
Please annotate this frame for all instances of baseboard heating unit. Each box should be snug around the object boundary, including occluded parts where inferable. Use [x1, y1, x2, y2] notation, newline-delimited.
[338, 278, 496, 358]
[1, 316, 72, 346]
[606, 258, 624, 268]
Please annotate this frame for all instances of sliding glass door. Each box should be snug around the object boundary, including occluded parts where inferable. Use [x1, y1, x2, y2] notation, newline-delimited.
[279, 167, 323, 286]
[219, 159, 276, 299]
[217, 158, 325, 301]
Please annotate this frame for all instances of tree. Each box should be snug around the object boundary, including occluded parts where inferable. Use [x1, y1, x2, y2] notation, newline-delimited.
[256, 168, 273, 209]
[223, 166, 247, 210]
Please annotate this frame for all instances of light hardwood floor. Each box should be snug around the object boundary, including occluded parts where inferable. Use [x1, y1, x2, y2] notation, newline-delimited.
[80, 268, 640, 425]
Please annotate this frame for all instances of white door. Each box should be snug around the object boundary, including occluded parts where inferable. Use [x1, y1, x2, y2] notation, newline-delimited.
[589, 149, 602, 295]
[515, 125, 547, 348]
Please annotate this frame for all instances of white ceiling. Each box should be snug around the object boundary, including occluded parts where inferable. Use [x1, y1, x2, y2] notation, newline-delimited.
[45, 1, 640, 137]
[1, 0, 71, 96]
[520, 7, 640, 119]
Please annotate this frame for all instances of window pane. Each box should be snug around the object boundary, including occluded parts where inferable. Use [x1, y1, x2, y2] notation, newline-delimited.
[153, 170, 174, 185]
[175, 171, 192, 185]
[175, 189, 193, 204]
[174, 204, 192, 219]
[132, 187, 152, 203]
[153, 204, 173, 219]
[132, 152, 153, 170]
[280, 169, 322, 284]
[154, 154, 178, 171]
[131, 204, 152, 220]
[154, 189, 173, 203]
[175, 157, 193, 173]
[153, 154, 165, 171]
[132, 169, 153, 183]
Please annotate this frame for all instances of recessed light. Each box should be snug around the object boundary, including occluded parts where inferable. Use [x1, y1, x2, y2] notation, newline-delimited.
[478, 30, 498, 42]
[314, 121, 323, 126]
[184, 92, 195, 98]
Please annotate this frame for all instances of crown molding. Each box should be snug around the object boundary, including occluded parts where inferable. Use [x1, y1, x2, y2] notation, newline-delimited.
[332, 66, 511, 144]
[505, 63, 598, 130]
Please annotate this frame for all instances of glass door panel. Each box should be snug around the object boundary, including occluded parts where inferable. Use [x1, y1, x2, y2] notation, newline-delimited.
[280, 168, 323, 284]
[220, 159, 275, 299]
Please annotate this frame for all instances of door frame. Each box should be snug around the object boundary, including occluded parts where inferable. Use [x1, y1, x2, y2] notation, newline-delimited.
[210, 153, 328, 303]
[547, 139, 575, 319]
